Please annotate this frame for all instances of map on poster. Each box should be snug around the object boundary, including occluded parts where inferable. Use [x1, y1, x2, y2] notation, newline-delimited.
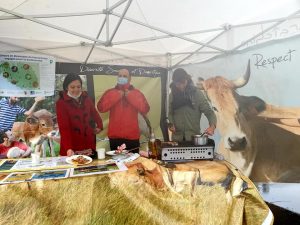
[0, 53, 55, 97]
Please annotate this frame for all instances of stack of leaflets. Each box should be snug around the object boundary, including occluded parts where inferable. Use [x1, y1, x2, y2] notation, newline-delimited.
[70, 162, 128, 177]
[0, 169, 69, 184]
[0, 161, 128, 184]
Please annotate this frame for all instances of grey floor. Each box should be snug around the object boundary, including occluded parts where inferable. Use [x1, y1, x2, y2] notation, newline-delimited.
[256, 183, 300, 214]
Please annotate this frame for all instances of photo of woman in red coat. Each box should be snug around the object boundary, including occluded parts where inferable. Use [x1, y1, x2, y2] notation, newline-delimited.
[56, 74, 103, 157]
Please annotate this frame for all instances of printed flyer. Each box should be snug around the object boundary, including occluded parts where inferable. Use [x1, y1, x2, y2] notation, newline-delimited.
[0, 172, 34, 184]
[31, 169, 69, 181]
[70, 162, 127, 177]
[0, 169, 70, 184]
[0, 159, 18, 171]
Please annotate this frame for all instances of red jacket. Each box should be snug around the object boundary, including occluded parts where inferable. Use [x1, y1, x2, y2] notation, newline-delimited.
[97, 84, 150, 140]
[0, 141, 28, 157]
[56, 91, 103, 156]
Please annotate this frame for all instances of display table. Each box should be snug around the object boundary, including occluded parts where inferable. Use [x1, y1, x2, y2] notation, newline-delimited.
[0, 157, 273, 225]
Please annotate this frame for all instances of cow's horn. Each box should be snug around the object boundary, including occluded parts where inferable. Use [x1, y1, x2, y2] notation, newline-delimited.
[231, 59, 251, 88]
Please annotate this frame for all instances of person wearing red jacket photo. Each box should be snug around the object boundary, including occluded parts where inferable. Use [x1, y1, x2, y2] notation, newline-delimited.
[56, 74, 103, 157]
[97, 69, 150, 153]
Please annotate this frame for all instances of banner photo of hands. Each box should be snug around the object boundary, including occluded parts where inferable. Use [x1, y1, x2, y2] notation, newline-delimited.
[55, 63, 168, 152]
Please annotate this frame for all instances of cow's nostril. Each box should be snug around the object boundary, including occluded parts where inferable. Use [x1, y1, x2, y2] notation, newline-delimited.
[240, 137, 247, 148]
[228, 136, 247, 150]
[228, 137, 234, 146]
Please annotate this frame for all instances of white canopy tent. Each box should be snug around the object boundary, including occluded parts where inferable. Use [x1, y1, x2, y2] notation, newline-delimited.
[0, 0, 300, 68]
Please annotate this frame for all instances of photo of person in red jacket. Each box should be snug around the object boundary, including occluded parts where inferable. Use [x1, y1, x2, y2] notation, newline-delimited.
[97, 69, 150, 153]
[56, 74, 103, 157]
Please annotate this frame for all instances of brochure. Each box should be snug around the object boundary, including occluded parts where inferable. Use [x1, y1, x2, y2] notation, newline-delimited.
[0, 172, 34, 184]
[10, 157, 70, 171]
[0, 169, 70, 184]
[31, 169, 70, 181]
[70, 162, 127, 177]
[0, 159, 18, 171]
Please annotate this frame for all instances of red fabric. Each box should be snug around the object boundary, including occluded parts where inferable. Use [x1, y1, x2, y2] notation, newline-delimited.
[56, 91, 103, 156]
[0, 141, 28, 156]
[97, 84, 150, 140]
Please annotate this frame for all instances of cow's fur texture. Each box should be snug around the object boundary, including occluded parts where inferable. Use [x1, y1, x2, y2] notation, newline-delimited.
[0, 158, 270, 225]
[202, 76, 300, 182]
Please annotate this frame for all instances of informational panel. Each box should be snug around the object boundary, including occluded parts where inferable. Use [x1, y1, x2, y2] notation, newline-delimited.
[186, 35, 300, 183]
[0, 53, 56, 96]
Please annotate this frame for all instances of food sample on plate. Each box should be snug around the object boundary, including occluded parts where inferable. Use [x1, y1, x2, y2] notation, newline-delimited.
[114, 143, 127, 154]
[114, 149, 128, 154]
[71, 155, 91, 165]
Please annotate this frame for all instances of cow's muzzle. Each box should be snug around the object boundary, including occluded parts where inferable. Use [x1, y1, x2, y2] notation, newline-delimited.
[228, 136, 247, 151]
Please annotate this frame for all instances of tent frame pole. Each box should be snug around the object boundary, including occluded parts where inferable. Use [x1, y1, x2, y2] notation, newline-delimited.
[112, 15, 300, 46]
[106, 0, 110, 43]
[0, 40, 79, 62]
[84, 17, 107, 64]
[0, 7, 106, 45]
[108, 0, 128, 12]
[113, 27, 223, 45]
[173, 29, 227, 68]
[1, 43, 80, 52]
[232, 9, 300, 51]
[0, 11, 105, 20]
[111, 11, 226, 52]
[108, 0, 132, 44]
[0, 6, 300, 66]
[85, 0, 132, 63]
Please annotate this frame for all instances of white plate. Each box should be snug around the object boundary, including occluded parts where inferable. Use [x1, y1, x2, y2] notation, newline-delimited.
[65, 155, 92, 165]
[106, 150, 128, 156]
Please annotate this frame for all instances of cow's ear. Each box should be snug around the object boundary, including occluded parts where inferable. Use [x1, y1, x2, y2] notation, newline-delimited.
[26, 117, 39, 125]
[237, 95, 266, 117]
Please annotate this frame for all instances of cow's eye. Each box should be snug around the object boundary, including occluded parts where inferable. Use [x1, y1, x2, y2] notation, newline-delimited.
[212, 106, 218, 112]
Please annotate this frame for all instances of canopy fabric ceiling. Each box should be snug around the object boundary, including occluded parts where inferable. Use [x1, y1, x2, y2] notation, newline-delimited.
[0, 0, 300, 68]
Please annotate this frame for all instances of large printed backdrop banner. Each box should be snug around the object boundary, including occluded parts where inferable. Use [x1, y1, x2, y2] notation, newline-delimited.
[186, 35, 300, 183]
[56, 63, 168, 150]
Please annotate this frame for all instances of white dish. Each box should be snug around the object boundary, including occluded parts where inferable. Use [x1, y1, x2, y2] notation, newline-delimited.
[65, 155, 92, 166]
[106, 150, 128, 156]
